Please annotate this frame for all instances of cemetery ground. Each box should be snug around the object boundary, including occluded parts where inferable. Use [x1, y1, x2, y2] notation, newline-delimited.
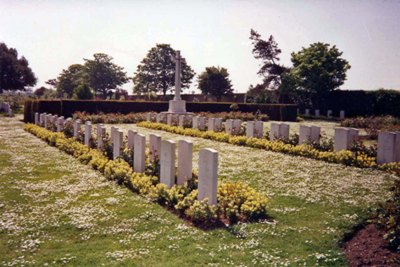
[0, 116, 398, 266]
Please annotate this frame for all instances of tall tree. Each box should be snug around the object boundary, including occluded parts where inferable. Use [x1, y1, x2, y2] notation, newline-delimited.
[56, 64, 85, 98]
[0, 42, 37, 93]
[249, 29, 288, 91]
[84, 53, 129, 99]
[197, 66, 233, 102]
[290, 42, 351, 107]
[132, 44, 195, 97]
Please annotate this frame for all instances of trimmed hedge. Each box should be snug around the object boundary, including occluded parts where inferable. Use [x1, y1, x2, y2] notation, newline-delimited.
[24, 100, 297, 123]
[298, 89, 400, 118]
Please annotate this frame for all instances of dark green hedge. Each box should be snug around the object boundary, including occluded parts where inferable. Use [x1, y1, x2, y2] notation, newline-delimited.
[24, 100, 297, 122]
[298, 89, 400, 117]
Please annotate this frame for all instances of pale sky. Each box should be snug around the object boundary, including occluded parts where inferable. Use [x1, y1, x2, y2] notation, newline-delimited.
[1, 0, 399, 94]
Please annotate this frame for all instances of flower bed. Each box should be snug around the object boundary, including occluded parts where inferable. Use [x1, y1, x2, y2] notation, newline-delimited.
[72, 111, 269, 124]
[137, 121, 400, 174]
[24, 123, 269, 227]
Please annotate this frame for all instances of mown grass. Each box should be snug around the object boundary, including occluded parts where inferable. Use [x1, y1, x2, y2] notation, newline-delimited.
[0, 116, 397, 266]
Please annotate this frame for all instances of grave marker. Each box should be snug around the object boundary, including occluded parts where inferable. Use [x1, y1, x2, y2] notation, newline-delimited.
[134, 134, 146, 173]
[198, 148, 218, 205]
[178, 140, 193, 185]
[160, 140, 176, 188]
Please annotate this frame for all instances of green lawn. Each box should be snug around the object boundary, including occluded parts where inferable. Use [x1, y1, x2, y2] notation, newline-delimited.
[0, 116, 396, 266]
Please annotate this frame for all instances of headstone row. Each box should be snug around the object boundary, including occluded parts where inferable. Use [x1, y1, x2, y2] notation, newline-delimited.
[35, 112, 220, 205]
[303, 109, 345, 119]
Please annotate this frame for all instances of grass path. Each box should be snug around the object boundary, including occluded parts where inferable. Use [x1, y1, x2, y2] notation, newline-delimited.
[0, 116, 397, 266]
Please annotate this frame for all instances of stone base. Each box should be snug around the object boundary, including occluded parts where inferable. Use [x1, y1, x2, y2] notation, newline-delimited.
[167, 100, 187, 114]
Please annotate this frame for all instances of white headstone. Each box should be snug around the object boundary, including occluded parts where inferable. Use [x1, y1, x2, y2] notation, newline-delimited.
[299, 125, 320, 144]
[167, 114, 173, 126]
[279, 123, 290, 140]
[178, 115, 185, 128]
[310, 126, 321, 143]
[113, 130, 123, 159]
[270, 123, 280, 141]
[127, 130, 137, 150]
[225, 119, 233, 134]
[149, 134, 161, 161]
[315, 109, 320, 117]
[57, 117, 65, 132]
[156, 113, 162, 123]
[340, 110, 345, 120]
[186, 115, 193, 128]
[208, 118, 215, 132]
[377, 131, 397, 164]
[146, 113, 151, 122]
[192, 116, 199, 129]
[34, 112, 39, 125]
[305, 109, 310, 116]
[334, 127, 358, 151]
[73, 119, 81, 138]
[97, 124, 105, 150]
[214, 118, 223, 132]
[134, 134, 146, 173]
[44, 115, 49, 129]
[327, 110, 332, 118]
[246, 121, 255, 138]
[299, 125, 312, 144]
[39, 113, 45, 126]
[110, 126, 117, 145]
[233, 119, 242, 135]
[198, 116, 206, 131]
[160, 140, 176, 188]
[198, 148, 218, 205]
[254, 121, 264, 138]
[84, 121, 92, 146]
[178, 140, 193, 185]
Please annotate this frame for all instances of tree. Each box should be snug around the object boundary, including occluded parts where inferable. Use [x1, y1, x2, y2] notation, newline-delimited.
[114, 88, 128, 100]
[290, 42, 351, 107]
[0, 42, 37, 93]
[84, 53, 128, 99]
[56, 64, 85, 98]
[197, 66, 233, 102]
[73, 84, 94, 100]
[249, 29, 289, 91]
[34, 86, 48, 97]
[132, 44, 195, 97]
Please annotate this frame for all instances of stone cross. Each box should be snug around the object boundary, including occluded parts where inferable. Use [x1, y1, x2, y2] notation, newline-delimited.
[172, 51, 182, 101]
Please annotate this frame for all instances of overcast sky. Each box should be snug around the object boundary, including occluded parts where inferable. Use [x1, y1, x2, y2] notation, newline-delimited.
[1, 0, 399, 94]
